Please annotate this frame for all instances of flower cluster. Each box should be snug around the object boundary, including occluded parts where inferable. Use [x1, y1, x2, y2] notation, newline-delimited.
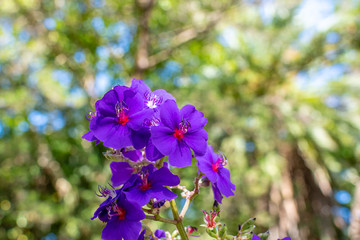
[85, 79, 235, 240]
[85, 79, 289, 240]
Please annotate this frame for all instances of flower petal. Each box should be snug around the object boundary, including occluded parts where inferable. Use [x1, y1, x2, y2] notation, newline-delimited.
[145, 139, 164, 161]
[82, 131, 100, 144]
[117, 193, 146, 221]
[217, 168, 236, 197]
[125, 90, 144, 116]
[119, 221, 142, 240]
[103, 124, 132, 149]
[212, 183, 223, 204]
[150, 185, 178, 201]
[180, 104, 207, 132]
[127, 108, 154, 131]
[152, 89, 176, 102]
[124, 187, 152, 206]
[130, 79, 151, 96]
[89, 116, 116, 141]
[168, 142, 192, 168]
[151, 126, 177, 155]
[101, 219, 124, 240]
[110, 162, 134, 187]
[131, 127, 151, 150]
[197, 158, 218, 183]
[149, 167, 180, 187]
[184, 130, 208, 156]
[159, 100, 180, 129]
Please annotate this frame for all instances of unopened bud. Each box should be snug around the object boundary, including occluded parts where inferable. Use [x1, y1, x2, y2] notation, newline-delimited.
[258, 230, 270, 240]
[212, 200, 220, 213]
[152, 199, 166, 209]
[199, 176, 211, 187]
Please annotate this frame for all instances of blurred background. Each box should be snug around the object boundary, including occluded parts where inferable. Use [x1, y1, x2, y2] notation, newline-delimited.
[1, 0, 360, 239]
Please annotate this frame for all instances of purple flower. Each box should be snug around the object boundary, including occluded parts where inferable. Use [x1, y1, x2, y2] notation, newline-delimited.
[91, 186, 120, 223]
[87, 86, 153, 149]
[110, 162, 135, 187]
[252, 235, 261, 240]
[82, 131, 101, 144]
[100, 192, 146, 240]
[197, 145, 235, 198]
[123, 164, 180, 206]
[151, 100, 208, 168]
[278, 238, 291, 240]
[137, 229, 146, 240]
[130, 79, 175, 110]
[152, 229, 166, 239]
[121, 148, 143, 162]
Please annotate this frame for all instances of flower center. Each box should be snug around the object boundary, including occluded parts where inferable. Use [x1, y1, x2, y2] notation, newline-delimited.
[211, 153, 227, 173]
[144, 92, 163, 109]
[173, 119, 191, 141]
[115, 101, 130, 125]
[113, 205, 126, 220]
[139, 173, 152, 191]
[173, 129, 184, 140]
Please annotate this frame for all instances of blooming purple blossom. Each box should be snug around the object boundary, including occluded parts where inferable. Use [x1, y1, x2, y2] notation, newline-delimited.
[152, 229, 166, 239]
[91, 186, 119, 223]
[94, 191, 145, 240]
[151, 100, 208, 168]
[86, 86, 153, 149]
[130, 79, 175, 110]
[123, 164, 180, 206]
[197, 145, 235, 198]
[131, 78, 175, 161]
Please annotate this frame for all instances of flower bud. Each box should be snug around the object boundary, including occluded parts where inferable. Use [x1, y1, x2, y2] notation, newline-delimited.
[199, 176, 211, 187]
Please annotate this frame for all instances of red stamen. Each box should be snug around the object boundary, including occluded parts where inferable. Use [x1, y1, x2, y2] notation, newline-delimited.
[115, 206, 126, 220]
[139, 173, 152, 191]
[117, 115, 129, 125]
[173, 129, 184, 140]
[212, 163, 219, 173]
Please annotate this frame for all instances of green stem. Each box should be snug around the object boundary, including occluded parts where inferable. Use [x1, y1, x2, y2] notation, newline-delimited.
[145, 215, 177, 225]
[170, 199, 189, 240]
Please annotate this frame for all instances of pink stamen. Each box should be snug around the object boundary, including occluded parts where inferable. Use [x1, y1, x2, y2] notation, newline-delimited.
[173, 119, 191, 141]
[115, 101, 130, 125]
[211, 153, 227, 173]
[139, 173, 152, 191]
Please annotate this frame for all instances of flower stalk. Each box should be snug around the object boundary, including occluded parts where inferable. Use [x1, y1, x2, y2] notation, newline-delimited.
[170, 199, 189, 240]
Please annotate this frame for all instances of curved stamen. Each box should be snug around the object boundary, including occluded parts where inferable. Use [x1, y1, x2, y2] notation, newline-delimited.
[144, 117, 160, 127]
[115, 101, 130, 125]
[96, 185, 117, 198]
[86, 111, 97, 121]
[212, 152, 227, 173]
[139, 172, 152, 191]
[173, 119, 191, 140]
[144, 91, 163, 109]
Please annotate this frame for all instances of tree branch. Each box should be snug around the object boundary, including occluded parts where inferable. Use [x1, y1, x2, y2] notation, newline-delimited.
[148, 0, 239, 68]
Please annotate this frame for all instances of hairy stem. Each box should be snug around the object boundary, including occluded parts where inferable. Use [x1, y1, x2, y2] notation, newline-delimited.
[170, 199, 189, 240]
[179, 172, 204, 219]
[145, 215, 177, 225]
